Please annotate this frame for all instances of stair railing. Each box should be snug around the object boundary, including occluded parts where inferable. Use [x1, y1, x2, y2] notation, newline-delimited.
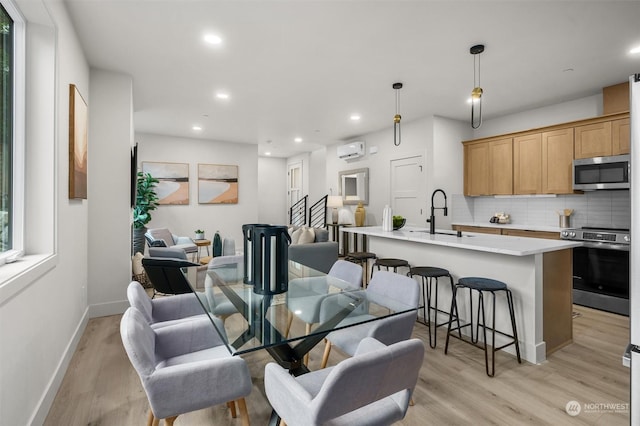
[289, 195, 308, 227]
[309, 195, 328, 228]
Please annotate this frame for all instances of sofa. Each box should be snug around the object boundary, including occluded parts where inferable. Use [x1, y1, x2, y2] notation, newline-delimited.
[287, 226, 338, 274]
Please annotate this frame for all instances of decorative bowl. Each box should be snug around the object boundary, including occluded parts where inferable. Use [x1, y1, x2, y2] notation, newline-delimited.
[393, 218, 406, 230]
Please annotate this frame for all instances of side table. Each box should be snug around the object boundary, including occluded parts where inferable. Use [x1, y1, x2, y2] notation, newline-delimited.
[194, 239, 211, 262]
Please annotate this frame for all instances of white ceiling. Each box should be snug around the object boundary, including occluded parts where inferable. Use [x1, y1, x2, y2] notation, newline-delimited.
[63, 0, 640, 158]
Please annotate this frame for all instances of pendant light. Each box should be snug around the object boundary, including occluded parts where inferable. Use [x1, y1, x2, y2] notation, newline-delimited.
[470, 44, 485, 129]
[393, 82, 403, 146]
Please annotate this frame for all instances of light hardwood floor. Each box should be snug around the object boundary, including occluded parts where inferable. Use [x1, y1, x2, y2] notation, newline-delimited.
[44, 305, 630, 425]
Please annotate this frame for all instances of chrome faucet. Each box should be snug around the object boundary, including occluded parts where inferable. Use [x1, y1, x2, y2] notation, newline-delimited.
[427, 189, 448, 235]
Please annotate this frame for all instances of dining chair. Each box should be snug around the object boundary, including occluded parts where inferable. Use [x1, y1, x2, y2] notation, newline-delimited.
[120, 307, 252, 426]
[285, 259, 363, 365]
[320, 270, 420, 369]
[265, 336, 424, 426]
[201, 255, 244, 321]
[126, 280, 227, 340]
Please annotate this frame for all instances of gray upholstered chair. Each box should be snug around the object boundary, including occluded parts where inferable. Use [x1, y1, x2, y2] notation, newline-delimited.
[201, 255, 243, 321]
[285, 260, 363, 364]
[265, 337, 424, 426]
[120, 307, 252, 426]
[145, 227, 198, 258]
[126, 281, 226, 338]
[320, 270, 420, 369]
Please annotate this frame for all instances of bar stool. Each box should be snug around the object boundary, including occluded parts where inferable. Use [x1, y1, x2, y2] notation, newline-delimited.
[372, 258, 410, 279]
[344, 252, 377, 287]
[445, 277, 522, 377]
[408, 266, 458, 349]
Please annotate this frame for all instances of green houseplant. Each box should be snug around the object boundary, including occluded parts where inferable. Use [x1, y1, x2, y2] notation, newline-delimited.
[132, 172, 159, 255]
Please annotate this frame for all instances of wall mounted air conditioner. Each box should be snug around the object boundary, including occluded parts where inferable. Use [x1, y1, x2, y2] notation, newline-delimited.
[337, 141, 365, 159]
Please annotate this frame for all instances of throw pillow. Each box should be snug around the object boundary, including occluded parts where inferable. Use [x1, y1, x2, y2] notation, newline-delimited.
[150, 239, 167, 247]
[314, 228, 329, 242]
[290, 227, 303, 245]
[297, 226, 315, 244]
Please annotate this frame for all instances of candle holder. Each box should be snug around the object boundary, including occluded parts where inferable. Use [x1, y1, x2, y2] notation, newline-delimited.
[250, 225, 291, 295]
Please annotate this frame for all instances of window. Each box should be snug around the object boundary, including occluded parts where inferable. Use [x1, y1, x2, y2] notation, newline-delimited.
[0, 4, 12, 253]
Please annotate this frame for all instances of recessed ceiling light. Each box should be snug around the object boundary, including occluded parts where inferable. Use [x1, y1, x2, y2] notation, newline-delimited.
[216, 92, 230, 100]
[294, 137, 303, 143]
[204, 34, 222, 45]
[192, 125, 202, 131]
[265, 152, 271, 156]
[630, 46, 640, 54]
[350, 114, 361, 121]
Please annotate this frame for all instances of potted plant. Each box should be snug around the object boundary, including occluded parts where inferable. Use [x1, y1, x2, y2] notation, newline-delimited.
[195, 229, 205, 240]
[132, 172, 159, 255]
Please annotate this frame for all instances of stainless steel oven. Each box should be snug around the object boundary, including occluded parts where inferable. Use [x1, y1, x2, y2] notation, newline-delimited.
[560, 227, 630, 316]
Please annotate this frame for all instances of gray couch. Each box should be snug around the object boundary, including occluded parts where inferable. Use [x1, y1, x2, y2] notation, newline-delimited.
[288, 227, 338, 274]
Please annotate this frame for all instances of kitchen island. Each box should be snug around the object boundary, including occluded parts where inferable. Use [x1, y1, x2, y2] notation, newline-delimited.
[344, 226, 582, 364]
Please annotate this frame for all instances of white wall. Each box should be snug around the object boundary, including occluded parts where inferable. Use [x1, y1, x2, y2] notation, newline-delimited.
[431, 116, 472, 229]
[473, 94, 602, 139]
[324, 116, 468, 229]
[136, 133, 259, 246]
[258, 156, 288, 224]
[87, 70, 134, 316]
[0, 0, 92, 424]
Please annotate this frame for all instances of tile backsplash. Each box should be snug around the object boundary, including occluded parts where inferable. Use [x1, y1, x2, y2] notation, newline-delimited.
[452, 191, 630, 229]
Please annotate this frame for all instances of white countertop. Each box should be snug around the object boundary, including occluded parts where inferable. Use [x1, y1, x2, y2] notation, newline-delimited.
[344, 226, 581, 256]
[452, 221, 564, 233]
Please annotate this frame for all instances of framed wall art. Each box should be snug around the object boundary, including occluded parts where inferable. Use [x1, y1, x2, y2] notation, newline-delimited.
[198, 164, 238, 204]
[69, 84, 88, 199]
[142, 161, 189, 205]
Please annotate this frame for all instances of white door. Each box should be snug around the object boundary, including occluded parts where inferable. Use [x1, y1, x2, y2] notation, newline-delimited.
[288, 162, 304, 224]
[391, 155, 426, 227]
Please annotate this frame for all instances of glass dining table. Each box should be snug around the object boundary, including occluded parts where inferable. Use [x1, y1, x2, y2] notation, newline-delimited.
[188, 258, 419, 377]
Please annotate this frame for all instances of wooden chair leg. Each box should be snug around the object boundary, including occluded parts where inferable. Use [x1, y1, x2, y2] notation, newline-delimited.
[151, 417, 160, 426]
[236, 398, 250, 426]
[278, 419, 287, 426]
[227, 400, 237, 418]
[303, 323, 312, 365]
[320, 340, 332, 369]
[285, 311, 294, 337]
[164, 416, 178, 426]
[147, 409, 155, 426]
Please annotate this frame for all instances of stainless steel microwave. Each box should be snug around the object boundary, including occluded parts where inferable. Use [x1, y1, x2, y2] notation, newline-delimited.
[573, 154, 630, 190]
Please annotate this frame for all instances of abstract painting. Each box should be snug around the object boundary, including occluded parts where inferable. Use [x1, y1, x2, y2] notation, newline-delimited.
[142, 162, 189, 205]
[198, 164, 238, 204]
[69, 84, 88, 199]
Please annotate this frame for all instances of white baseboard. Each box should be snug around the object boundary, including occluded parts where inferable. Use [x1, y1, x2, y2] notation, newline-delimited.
[88, 299, 129, 318]
[29, 307, 89, 426]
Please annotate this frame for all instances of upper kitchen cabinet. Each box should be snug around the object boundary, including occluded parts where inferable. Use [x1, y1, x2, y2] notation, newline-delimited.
[612, 118, 630, 155]
[574, 115, 630, 159]
[542, 128, 574, 194]
[514, 133, 542, 194]
[574, 121, 612, 159]
[463, 137, 513, 196]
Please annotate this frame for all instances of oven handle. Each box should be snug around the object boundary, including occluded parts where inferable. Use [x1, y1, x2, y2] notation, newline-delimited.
[578, 241, 630, 251]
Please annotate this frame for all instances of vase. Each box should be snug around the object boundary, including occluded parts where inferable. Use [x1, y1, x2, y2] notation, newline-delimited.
[132, 226, 147, 256]
[213, 231, 222, 257]
[195, 232, 205, 240]
[354, 202, 366, 227]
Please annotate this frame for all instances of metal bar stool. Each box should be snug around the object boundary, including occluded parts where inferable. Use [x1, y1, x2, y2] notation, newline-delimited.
[445, 277, 522, 377]
[408, 266, 459, 349]
[344, 252, 377, 288]
[371, 258, 410, 280]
